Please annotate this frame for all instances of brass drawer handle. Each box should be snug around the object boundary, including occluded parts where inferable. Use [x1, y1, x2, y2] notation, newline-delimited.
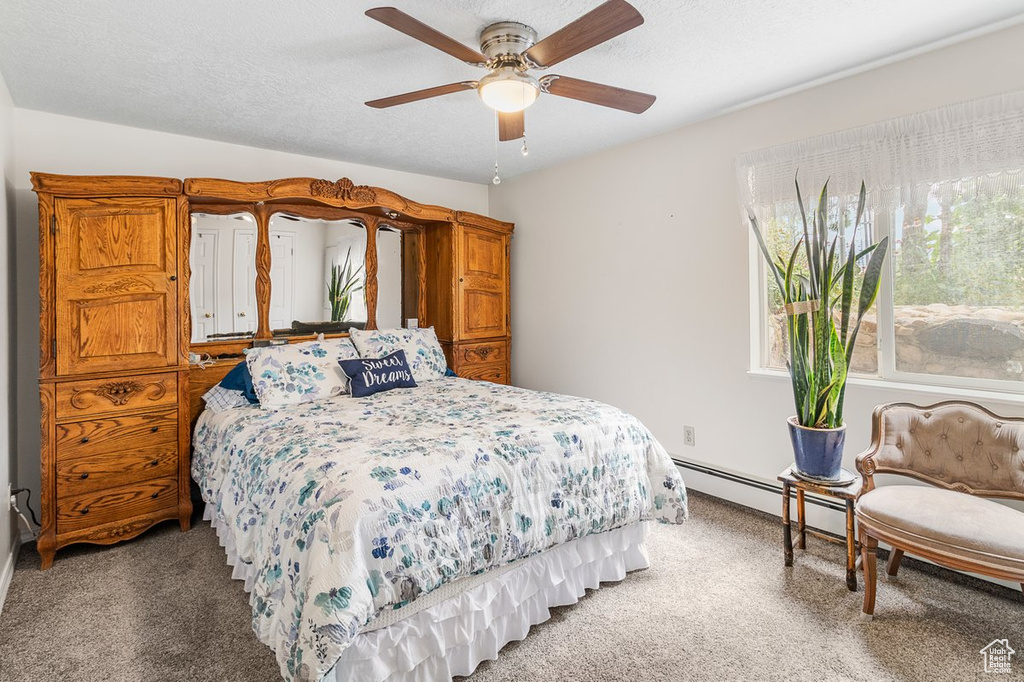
[81, 437, 90, 443]
[81, 507, 89, 515]
[151, 492, 159, 499]
[80, 473, 89, 479]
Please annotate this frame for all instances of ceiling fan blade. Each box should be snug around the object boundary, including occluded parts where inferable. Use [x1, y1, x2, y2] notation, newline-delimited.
[366, 7, 487, 65]
[498, 111, 525, 141]
[542, 75, 655, 113]
[523, 0, 643, 69]
[366, 82, 477, 108]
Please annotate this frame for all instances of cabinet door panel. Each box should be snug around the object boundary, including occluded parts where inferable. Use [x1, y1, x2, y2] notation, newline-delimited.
[457, 229, 507, 340]
[55, 197, 178, 375]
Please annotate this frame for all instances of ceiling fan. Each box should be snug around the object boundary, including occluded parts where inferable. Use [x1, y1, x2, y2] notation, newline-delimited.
[364, 0, 656, 142]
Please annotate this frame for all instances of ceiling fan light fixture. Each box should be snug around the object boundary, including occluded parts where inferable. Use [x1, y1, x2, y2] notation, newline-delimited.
[478, 68, 539, 113]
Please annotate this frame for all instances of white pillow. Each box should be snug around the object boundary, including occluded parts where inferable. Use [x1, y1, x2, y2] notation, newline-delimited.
[349, 327, 447, 382]
[246, 337, 360, 409]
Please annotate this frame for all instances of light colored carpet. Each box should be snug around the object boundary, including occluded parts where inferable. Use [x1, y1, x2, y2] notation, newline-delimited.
[1, 491, 1020, 681]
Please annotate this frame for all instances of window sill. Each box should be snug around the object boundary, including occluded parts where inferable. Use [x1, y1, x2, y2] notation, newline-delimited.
[747, 368, 1024, 406]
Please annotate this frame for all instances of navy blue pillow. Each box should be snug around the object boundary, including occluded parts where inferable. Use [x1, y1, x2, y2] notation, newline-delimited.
[339, 350, 417, 398]
[219, 361, 259, 404]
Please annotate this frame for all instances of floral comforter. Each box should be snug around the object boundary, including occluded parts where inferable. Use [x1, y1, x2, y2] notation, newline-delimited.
[193, 377, 687, 681]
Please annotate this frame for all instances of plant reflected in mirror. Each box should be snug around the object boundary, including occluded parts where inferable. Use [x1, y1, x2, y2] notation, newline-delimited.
[328, 246, 365, 323]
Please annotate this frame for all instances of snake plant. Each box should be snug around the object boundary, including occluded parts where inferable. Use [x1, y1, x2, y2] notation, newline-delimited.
[748, 179, 889, 429]
[327, 247, 364, 322]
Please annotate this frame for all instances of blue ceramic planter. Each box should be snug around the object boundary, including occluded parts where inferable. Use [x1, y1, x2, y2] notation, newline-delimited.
[787, 416, 846, 481]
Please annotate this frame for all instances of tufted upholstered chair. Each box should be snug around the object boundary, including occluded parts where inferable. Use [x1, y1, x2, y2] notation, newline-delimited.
[855, 401, 1024, 619]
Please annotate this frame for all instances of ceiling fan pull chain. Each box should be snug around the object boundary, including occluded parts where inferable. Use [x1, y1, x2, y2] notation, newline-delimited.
[521, 131, 529, 157]
[492, 111, 502, 185]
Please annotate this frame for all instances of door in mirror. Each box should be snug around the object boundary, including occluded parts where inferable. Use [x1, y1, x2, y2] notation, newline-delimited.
[190, 212, 257, 343]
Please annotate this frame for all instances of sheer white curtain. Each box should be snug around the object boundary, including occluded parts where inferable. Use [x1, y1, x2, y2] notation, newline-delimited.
[736, 89, 1024, 211]
[738, 89, 1024, 387]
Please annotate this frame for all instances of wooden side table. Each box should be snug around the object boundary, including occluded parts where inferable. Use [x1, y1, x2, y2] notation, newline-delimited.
[778, 466, 863, 591]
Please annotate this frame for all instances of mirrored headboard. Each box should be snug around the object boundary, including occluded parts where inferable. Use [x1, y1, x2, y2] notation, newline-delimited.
[185, 186, 428, 356]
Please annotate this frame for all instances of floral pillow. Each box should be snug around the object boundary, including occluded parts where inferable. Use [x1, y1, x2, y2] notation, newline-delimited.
[349, 327, 448, 382]
[245, 337, 360, 409]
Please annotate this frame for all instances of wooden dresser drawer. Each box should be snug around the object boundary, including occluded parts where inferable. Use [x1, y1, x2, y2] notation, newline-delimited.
[56, 410, 177, 459]
[55, 373, 178, 420]
[56, 477, 178, 534]
[458, 364, 508, 384]
[455, 341, 507, 366]
[56, 445, 178, 496]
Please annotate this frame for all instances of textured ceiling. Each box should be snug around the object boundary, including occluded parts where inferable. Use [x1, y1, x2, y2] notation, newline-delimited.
[2, 1, 1024, 183]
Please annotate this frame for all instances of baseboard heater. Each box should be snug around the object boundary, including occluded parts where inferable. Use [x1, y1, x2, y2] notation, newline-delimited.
[671, 458, 848, 514]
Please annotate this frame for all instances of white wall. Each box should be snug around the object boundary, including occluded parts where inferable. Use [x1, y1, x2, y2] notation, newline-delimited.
[490, 23, 1024, 535]
[10, 110, 489, 524]
[0, 69, 17, 612]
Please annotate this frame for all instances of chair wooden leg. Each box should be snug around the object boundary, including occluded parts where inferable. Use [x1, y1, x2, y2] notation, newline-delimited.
[886, 548, 904, 578]
[860, 531, 878, 620]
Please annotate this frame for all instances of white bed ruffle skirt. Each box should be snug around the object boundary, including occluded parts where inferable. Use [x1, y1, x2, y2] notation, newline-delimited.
[203, 507, 650, 681]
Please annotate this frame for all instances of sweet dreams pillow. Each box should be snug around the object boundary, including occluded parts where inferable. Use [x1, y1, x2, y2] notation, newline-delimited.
[245, 337, 360, 409]
[338, 350, 417, 398]
[348, 327, 447, 382]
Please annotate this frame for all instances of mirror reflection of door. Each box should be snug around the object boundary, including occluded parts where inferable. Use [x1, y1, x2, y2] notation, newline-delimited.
[191, 229, 218, 341]
[233, 231, 257, 334]
[189, 213, 258, 343]
[269, 231, 296, 330]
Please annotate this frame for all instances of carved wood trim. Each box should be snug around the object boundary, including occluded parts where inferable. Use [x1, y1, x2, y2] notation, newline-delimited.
[54, 509, 181, 550]
[254, 204, 272, 339]
[38, 193, 56, 379]
[455, 210, 514, 235]
[272, 203, 419, 231]
[187, 203, 257, 217]
[69, 380, 167, 409]
[365, 216, 379, 331]
[31, 173, 182, 196]
[177, 195, 191, 365]
[38, 382, 57, 569]
[184, 177, 459, 224]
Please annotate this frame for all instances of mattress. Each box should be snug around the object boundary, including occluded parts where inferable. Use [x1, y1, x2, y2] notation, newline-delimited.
[192, 377, 686, 681]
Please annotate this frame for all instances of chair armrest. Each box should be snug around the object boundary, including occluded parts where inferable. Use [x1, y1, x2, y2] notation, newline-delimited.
[854, 445, 879, 496]
[853, 403, 889, 496]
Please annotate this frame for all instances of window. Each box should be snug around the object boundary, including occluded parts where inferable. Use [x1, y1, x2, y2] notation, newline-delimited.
[739, 91, 1024, 391]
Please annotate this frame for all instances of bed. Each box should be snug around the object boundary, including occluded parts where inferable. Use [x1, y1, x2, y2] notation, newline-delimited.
[192, 376, 687, 682]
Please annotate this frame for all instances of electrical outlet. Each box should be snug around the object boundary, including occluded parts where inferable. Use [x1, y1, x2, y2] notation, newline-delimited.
[406, 318, 419, 329]
[683, 426, 696, 447]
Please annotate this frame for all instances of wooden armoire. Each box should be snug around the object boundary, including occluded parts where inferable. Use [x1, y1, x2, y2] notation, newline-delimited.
[34, 175, 192, 570]
[34, 173, 512, 568]
[425, 218, 511, 384]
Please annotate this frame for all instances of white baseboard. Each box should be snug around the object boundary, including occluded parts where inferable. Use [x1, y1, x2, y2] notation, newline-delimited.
[0, 535, 20, 617]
